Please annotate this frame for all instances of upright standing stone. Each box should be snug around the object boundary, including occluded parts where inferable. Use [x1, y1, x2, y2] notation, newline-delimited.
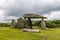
[41, 18, 46, 29]
[24, 18, 28, 28]
[11, 19, 16, 28]
[15, 18, 25, 29]
[27, 18, 32, 29]
[24, 18, 32, 29]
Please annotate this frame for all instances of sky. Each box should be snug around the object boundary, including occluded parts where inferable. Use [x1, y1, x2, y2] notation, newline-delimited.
[0, 0, 60, 22]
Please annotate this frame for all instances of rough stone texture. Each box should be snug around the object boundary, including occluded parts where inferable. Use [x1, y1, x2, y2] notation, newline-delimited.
[23, 14, 47, 18]
[15, 18, 25, 29]
[22, 29, 40, 32]
[24, 18, 32, 29]
[41, 19, 46, 29]
[11, 19, 16, 28]
[26, 18, 32, 29]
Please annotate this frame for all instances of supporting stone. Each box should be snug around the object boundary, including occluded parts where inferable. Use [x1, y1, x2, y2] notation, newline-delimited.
[24, 18, 32, 29]
[28, 18, 32, 29]
[24, 18, 28, 28]
[41, 18, 46, 29]
[11, 19, 16, 28]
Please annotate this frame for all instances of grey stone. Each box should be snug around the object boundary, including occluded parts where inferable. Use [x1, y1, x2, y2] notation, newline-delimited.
[11, 19, 16, 28]
[22, 29, 40, 32]
[15, 18, 25, 28]
[41, 19, 46, 29]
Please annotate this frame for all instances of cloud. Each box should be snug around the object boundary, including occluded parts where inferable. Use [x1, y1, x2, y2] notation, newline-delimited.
[5, 0, 60, 16]
[0, 10, 6, 22]
[45, 11, 60, 20]
[0, 0, 60, 22]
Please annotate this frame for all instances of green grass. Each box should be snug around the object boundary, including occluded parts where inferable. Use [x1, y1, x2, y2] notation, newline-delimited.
[0, 27, 40, 40]
[40, 28, 60, 40]
[0, 27, 60, 40]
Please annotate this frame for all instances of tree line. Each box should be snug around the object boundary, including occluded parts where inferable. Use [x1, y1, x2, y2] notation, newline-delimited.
[32, 20, 60, 28]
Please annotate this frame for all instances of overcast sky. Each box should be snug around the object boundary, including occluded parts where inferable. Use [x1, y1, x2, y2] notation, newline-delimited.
[0, 0, 60, 22]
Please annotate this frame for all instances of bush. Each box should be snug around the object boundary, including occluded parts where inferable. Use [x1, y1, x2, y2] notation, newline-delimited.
[53, 20, 60, 24]
[32, 21, 41, 28]
[46, 21, 56, 28]
[56, 24, 60, 27]
[0, 23, 11, 27]
[30, 20, 60, 28]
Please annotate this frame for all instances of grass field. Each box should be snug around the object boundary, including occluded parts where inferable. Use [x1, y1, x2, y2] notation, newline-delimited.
[0, 27, 60, 40]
